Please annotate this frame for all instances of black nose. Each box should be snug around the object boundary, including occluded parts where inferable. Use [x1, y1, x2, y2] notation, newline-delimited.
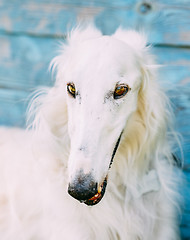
[68, 171, 97, 201]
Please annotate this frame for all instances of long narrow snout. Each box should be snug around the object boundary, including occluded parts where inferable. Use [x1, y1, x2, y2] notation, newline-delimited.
[66, 74, 126, 206]
[67, 131, 122, 206]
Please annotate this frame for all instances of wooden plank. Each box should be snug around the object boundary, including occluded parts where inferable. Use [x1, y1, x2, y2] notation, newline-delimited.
[95, 1, 190, 46]
[0, 33, 55, 91]
[0, 0, 190, 45]
[0, 1, 77, 37]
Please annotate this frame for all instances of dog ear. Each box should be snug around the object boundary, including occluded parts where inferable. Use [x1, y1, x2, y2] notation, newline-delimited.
[112, 28, 147, 53]
[113, 29, 173, 171]
[112, 28, 155, 69]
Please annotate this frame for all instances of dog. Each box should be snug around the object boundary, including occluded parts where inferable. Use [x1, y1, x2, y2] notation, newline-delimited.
[0, 26, 181, 239]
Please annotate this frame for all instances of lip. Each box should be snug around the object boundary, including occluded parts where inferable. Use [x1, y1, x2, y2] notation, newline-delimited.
[82, 176, 107, 206]
[82, 132, 123, 206]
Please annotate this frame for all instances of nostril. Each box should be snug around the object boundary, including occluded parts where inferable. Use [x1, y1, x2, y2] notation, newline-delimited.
[68, 172, 97, 201]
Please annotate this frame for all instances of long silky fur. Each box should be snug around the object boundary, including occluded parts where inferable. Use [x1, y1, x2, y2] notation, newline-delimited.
[0, 26, 182, 240]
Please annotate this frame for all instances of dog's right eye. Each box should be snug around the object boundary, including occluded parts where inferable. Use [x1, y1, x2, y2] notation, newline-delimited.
[114, 84, 131, 100]
[67, 83, 76, 98]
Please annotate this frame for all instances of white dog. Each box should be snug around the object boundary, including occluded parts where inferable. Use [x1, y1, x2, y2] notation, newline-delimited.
[0, 26, 181, 240]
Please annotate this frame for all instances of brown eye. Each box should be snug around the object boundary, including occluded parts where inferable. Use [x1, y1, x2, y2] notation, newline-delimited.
[67, 83, 76, 98]
[114, 84, 131, 99]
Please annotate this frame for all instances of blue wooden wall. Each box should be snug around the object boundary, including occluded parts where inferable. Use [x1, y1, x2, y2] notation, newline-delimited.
[0, 0, 189, 238]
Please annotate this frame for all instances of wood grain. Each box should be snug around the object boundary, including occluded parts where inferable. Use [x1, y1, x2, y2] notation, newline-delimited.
[0, 0, 190, 45]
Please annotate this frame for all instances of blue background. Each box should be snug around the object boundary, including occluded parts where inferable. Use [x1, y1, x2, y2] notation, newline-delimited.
[0, 0, 189, 238]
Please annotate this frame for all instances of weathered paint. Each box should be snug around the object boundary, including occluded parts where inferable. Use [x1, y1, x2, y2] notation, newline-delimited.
[0, 0, 190, 45]
[0, 0, 189, 238]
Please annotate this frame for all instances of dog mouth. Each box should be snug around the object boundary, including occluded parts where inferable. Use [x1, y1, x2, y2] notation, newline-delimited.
[82, 132, 123, 206]
[82, 176, 108, 206]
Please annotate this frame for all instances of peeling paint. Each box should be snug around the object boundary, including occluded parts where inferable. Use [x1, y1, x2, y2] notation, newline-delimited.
[0, 39, 11, 59]
[180, 77, 190, 85]
[179, 30, 190, 42]
[0, 15, 12, 31]
[77, 6, 103, 22]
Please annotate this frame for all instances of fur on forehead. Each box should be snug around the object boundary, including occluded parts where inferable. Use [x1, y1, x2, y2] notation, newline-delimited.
[66, 26, 148, 62]
[51, 26, 149, 87]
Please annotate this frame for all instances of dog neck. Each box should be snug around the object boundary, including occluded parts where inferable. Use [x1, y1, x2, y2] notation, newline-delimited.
[133, 169, 160, 198]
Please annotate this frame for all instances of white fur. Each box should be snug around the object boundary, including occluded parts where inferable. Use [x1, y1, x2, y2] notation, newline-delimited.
[0, 26, 181, 240]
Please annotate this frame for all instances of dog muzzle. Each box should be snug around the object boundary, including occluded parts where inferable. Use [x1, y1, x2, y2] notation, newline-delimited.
[68, 133, 122, 206]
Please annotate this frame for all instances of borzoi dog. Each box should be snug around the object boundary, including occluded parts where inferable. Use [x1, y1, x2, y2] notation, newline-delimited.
[0, 26, 181, 239]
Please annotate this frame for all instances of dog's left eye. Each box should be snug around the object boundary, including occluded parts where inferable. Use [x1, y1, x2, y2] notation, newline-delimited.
[67, 83, 76, 98]
[114, 84, 131, 99]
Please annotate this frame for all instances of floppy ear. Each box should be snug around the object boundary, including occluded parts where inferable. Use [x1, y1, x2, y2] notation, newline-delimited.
[113, 28, 156, 69]
[112, 28, 147, 53]
[114, 30, 172, 171]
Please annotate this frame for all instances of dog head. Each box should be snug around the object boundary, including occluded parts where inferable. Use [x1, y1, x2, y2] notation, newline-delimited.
[46, 27, 164, 206]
